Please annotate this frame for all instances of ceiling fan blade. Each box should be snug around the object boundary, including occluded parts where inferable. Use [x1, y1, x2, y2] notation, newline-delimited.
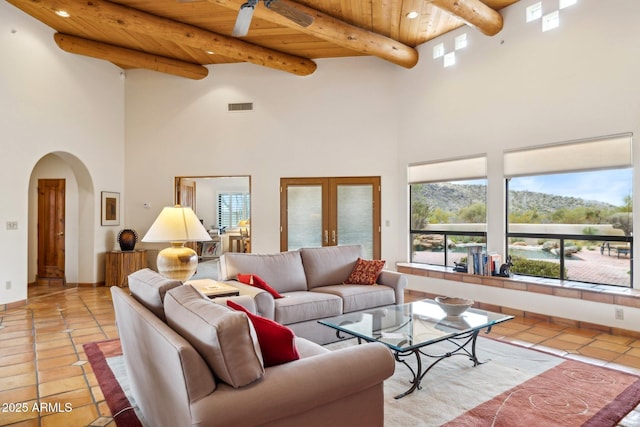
[265, 0, 314, 28]
[232, 2, 256, 37]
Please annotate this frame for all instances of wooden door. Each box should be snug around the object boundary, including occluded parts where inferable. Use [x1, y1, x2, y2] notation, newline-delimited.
[38, 179, 65, 279]
[280, 177, 381, 259]
[177, 178, 198, 251]
[177, 178, 196, 210]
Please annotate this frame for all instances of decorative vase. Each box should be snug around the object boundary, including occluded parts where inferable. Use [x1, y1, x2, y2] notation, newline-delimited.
[118, 229, 138, 251]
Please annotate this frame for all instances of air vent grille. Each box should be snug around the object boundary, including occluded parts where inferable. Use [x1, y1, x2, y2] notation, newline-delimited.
[228, 102, 254, 112]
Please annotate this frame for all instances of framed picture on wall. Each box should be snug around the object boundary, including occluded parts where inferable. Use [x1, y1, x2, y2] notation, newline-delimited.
[101, 191, 120, 226]
[200, 240, 220, 259]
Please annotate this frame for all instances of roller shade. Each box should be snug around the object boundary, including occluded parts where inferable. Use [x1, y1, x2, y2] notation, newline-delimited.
[504, 134, 632, 178]
[408, 155, 487, 184]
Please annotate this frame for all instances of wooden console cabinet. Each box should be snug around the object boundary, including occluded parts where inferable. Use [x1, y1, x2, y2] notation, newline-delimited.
[105, 250, 147, 287]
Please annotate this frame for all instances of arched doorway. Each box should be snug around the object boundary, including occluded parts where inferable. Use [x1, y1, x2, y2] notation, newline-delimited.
[28, 152, 95, 292]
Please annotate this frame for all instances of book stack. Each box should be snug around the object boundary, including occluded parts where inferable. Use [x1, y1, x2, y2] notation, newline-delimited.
[466, 246, 502, 276]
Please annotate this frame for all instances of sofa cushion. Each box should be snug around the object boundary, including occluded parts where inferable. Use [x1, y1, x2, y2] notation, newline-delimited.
[345, 258, 386, 285]
[294, 336, 329, 358]
[312, 285, 396, 313]
[164, 285, 264, 388]
[237, 274, 283, 299]
[128, 268, 181, 321]
[275, 291, 342, 325]
[219, 251, 308, 293]
[300, 245, 364, 289]
[227, 300, 300, 367]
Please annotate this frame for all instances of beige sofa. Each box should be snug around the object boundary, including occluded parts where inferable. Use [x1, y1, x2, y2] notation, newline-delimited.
[218, 245, 407, 344]
[111, 268, 395, 427]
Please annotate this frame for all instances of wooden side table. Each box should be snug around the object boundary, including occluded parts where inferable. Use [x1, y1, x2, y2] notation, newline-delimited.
[105, 250, 147, 287]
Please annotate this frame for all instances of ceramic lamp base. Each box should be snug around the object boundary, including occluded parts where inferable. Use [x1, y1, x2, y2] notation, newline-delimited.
[156, 242, 198, 281]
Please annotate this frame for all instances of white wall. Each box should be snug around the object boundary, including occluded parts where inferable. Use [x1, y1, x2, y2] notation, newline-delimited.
[124, 58, 405, 260]
[0, 2, 125, 303]
[4, 0, 640, 331]
[122, 0, 640, 330]
[395, 0, 640, 329]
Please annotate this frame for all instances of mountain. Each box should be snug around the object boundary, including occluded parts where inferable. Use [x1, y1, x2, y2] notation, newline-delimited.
[411, 183, 617, 215]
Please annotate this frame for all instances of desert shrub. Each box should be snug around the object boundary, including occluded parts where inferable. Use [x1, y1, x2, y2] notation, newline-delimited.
[510, 256, 566, 279]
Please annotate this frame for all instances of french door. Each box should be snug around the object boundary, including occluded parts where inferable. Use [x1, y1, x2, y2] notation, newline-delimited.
[280, 177, 381, 259]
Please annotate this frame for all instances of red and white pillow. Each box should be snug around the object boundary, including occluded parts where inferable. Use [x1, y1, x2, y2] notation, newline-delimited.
[345, 257, 386, 285]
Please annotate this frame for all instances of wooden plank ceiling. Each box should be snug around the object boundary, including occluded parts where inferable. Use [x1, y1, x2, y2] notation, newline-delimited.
[6, 0, 519, 79]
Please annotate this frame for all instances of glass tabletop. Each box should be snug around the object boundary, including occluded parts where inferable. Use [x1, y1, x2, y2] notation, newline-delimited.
[319, 299, 513, 352]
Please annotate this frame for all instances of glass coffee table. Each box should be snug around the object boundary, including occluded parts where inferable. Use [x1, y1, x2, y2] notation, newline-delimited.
[319, 299, 513, 399]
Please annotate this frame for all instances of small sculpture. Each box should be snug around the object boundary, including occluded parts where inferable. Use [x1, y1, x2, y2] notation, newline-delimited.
[496, 255, 513, 277]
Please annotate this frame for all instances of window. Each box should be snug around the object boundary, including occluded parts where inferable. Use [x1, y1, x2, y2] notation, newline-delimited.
[217, 192, 250, 229]
[505, 135, 633, 287]
[542, 11, 560, 32]
[433, 43, 445, 59]
[454, 33, 468, 50]
[409, 156, 487, 268]
[526, 2, 542, 22]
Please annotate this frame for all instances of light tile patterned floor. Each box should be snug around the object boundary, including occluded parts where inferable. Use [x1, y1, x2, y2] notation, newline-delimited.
[1, 286, 640, 426]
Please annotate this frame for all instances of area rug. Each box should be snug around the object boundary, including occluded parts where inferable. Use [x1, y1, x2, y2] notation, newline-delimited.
[83, 340, 142, 427]
[86, 337, 640, 426]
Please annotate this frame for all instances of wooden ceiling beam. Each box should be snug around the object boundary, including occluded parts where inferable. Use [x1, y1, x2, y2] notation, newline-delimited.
[209, 0, 419, 69]
[9, 0, 317, 76]
[54, 33, 209, 80]
[429, 0, 503, 36]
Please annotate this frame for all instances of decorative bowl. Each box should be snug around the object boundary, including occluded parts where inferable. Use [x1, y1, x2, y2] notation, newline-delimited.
[435, 296, 474, 317]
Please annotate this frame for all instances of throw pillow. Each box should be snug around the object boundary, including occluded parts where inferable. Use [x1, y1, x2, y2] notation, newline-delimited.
[345, 258, 386, 285]
[227, 300, 300, 367]
[237, 273, 283, 299]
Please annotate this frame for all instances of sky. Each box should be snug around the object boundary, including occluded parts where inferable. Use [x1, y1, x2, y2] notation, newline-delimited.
[507, 169, 633, 206]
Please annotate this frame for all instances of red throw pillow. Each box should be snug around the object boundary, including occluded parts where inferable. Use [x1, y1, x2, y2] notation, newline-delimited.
[345, 258, 386, 285]
[236, 274, 283, 299]
[227, 300, 300, 367]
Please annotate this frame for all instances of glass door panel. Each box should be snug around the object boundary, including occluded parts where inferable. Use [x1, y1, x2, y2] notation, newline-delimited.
[281, 177, 380, 258]
[337, 185, 373, 258]
[286, 185, 323, 250]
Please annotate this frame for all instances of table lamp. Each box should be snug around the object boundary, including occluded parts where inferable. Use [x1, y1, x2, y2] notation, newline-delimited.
[141, 205, 212, 281]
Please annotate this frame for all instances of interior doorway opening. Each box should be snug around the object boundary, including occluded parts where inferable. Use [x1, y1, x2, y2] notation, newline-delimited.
[28, 152, 95, 293]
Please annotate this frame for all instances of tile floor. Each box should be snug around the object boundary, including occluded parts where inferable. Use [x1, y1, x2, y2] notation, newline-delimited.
[1, 286, 640, 426]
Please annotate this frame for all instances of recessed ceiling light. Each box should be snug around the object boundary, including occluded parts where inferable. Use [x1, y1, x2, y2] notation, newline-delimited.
[206, 51, 215, 55]
[55, 10, 70, 18]
[406, 11, 419, 19]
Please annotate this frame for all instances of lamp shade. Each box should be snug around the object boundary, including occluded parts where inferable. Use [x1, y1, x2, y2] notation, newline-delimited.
[142, 206, 212, 243]
[142, 205, 211, 281]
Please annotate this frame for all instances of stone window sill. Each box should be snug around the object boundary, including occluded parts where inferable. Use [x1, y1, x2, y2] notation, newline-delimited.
[396, 262, 640, 310]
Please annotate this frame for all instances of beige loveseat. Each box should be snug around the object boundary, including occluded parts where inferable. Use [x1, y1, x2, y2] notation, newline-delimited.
[218, 245, 407, 344]
[111, 268, 395, 427]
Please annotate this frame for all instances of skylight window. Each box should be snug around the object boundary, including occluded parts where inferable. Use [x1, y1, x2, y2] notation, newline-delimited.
[559, 0, 577, 9]
[433, 43, 445, 59]
[542, 11, 560, 31]
[526, 2, 542, 22]
[443, 52, 456, 68]
[455, 33, 467, 50]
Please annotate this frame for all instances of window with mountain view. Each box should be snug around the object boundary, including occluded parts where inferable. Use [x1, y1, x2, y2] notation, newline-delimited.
[505, 135, 633, 287]
[409, 156, 487, 268]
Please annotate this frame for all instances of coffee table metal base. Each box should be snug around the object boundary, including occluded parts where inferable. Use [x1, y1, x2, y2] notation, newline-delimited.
[392, 328, 487, 399]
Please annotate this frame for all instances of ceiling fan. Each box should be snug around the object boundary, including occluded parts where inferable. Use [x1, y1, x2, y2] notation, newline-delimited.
[232, 0, 314, 37]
